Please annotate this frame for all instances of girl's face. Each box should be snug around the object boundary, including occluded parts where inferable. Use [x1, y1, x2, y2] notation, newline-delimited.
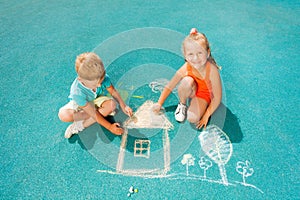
[184, 40, 209, 69]
[79, 76, 105, 91]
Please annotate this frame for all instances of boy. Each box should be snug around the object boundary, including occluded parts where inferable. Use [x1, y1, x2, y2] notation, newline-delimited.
[58, 52, 132, 138]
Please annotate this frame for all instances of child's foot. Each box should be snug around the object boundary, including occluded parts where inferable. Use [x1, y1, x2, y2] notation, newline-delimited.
[174, 103, 187, 122]
[64, 120, 84, 138]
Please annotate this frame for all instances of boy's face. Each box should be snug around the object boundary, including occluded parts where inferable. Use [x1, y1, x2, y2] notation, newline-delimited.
[79, 76, 105, 91]
[184, 40, 209, 69]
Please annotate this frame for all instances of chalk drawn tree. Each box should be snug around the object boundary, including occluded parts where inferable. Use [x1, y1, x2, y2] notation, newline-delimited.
[198, 125, 233, 185]
[198, 156, 213, 179]
[236, 160, 254, 185]
[181, 154, 195, 176]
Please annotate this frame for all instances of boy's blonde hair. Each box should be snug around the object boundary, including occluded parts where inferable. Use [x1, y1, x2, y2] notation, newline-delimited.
[75, 52, 105, 80]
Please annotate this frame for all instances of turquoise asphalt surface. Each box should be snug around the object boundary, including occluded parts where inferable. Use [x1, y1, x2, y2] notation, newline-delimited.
[1, 1, 299, 199]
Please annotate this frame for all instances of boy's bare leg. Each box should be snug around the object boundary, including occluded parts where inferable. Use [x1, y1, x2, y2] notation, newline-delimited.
[82, 117, 96, 128]
[97, 100, 117, 116]
[58, 108, 90, 122]
[64, 100, 117, 130]
[81, 101, 116, 129]
[73, 110, 91, 121]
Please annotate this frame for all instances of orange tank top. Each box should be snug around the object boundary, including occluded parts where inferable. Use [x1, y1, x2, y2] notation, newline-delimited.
[186, 62, 213, 103]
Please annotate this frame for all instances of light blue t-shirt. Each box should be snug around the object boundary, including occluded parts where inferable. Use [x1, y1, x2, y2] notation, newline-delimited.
[68, 75, 112, 107]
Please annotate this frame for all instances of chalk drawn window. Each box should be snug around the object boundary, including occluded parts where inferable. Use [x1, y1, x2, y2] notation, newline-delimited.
[134, 139, 151, 158]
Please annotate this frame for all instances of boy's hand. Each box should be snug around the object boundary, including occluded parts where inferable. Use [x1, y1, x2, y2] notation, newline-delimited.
[109, 123, 124, 135]
[124, 106, 133, 117]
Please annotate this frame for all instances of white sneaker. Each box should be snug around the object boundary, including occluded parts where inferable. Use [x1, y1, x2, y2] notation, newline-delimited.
[174, 103, 187, 122]
[64, 120, 84, 139]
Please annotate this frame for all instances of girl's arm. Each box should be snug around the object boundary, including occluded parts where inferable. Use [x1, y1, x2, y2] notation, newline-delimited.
[81, 102, 123, 135]
[156, 65, 186, 108]
[107, 85, 133, 116]
[197, 64, 222, 128]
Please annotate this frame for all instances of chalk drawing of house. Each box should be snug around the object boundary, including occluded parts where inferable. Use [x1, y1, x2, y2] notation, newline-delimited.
[116, 101, 173, 177]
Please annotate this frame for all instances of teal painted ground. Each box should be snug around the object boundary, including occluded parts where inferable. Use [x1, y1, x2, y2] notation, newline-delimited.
[1, 1, 299, 199]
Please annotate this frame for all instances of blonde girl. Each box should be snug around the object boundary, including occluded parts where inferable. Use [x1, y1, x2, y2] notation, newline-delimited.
[153, 28, 222, 129]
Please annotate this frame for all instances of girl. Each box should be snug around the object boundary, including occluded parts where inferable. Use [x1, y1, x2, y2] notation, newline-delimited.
[153, 28, 222, 129]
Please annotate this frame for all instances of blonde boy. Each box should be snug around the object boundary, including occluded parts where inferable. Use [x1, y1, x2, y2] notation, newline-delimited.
[58, 52, 132, 138]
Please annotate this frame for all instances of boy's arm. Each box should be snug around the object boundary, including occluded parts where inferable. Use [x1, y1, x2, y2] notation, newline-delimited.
[107, 85, 133, 116]
[81, 102, 123, 135]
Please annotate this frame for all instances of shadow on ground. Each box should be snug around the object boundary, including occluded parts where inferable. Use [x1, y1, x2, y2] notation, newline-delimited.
[165, 102, 243, 143]
[68, 116, 120, 150]
[69, 102, 243, 150]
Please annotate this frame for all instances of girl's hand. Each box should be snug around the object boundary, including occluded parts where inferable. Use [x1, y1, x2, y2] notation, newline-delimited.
[152, 103, 162, 113]
[123, 106, 133, 117]
[109, 123, 124, 135]
[196, 113, 210, 129]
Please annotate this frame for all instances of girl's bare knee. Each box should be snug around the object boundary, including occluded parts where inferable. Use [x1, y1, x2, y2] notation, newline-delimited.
[179, 76, 194, 88]
[178, 76, 196, 97]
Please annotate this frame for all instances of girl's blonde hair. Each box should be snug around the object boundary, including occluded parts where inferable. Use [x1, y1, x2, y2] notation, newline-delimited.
[182, 28, 219, 68]
[75, 52, 105, 80]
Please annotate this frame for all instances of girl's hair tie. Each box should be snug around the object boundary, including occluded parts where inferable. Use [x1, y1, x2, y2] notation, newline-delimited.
[190, 28, 198, 35]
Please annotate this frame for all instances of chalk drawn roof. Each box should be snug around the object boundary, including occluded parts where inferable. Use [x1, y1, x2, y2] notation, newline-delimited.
[124, 100, 173, 130]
